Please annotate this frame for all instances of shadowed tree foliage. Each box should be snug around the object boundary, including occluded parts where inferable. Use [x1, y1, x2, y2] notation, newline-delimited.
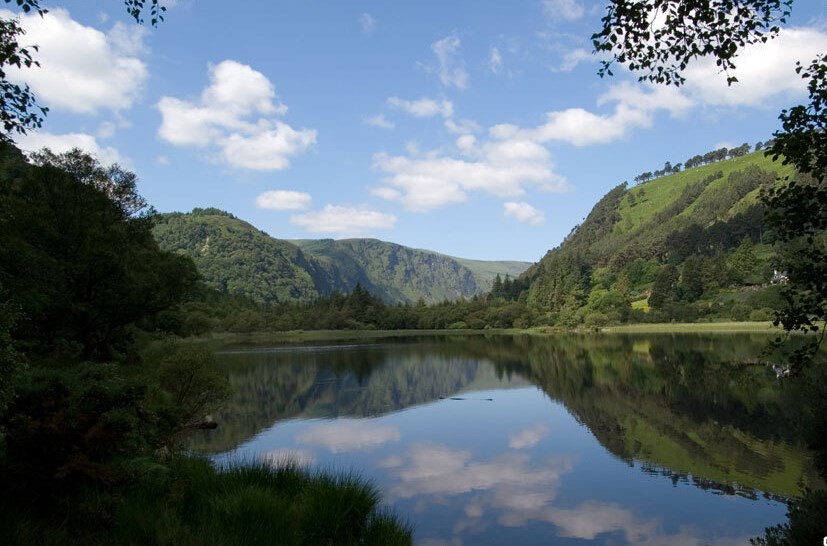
[0, 144, 198, 360]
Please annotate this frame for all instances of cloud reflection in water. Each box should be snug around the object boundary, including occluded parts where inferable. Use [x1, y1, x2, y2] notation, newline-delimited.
[294, 418, 400, 453]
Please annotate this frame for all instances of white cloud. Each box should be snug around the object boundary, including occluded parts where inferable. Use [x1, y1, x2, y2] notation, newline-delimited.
[290, 205, 397, 236]
[16, 131, 124, 166]
[372, 80, 696, 211]
[4, 8, 148, 114]
[525, 82, 693, 146]
[364, 114, 395, 129]
[388, 96, 453, 118]
[294, 419, 400, 452]
[157, 60, 316, 171]
[359, 13, 375, 33]
[445, 117, 481, 135]
[201, 60, 287, 117]
[432, 35, 469, 89]
[219, 123, 315, 170]
[504, 202, 546, 226]
[555, 48, 593, 72]
[683, 27, 827, 107]
[489, 47, 503, 74]
[542, 0, 584, 21]
[508, 423, 550, 448]
[256, 190, 312, 210]
[373, 134, 566, 211]
[107, 21, 148, 56]
[97, 121, 117, 139]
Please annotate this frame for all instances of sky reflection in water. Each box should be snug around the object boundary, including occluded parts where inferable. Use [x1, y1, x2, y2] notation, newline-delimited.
[204, 335, 809, 545]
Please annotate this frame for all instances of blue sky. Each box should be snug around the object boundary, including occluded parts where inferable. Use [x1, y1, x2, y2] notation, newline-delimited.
[5, 1, 827, 261]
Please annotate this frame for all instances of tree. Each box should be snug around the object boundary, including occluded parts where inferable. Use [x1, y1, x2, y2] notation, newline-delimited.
[0, 143, 198, 359]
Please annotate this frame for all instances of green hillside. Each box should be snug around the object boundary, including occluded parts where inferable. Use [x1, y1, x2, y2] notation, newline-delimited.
[523, 150, 793, 325]
[153, 209, 332, 304]
[154, 210, 530, 305]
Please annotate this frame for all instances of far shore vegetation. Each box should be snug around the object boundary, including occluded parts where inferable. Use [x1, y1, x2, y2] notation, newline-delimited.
[190, 321, 786, 347]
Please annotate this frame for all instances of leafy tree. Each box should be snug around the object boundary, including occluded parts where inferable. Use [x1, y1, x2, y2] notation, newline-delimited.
[649, 264, 679, 310]
[0, 144, 198, 359]
[679, 255, 705, 301]
[728, 236, 759, 284]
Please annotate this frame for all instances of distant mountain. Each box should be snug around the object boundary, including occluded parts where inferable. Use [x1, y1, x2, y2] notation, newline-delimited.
[521, 150, 792, 323]
[292, 238, 531, 304]
[152, 208, 531, 305]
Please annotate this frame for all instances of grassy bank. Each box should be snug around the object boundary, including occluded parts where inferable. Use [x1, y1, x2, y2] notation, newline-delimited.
[1, 455, 412, 546]
[187, 322, 787, 348]
[597, 321, 782, 334]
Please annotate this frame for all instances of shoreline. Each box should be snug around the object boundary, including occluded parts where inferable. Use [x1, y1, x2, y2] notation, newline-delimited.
[189, 321, 785, 347]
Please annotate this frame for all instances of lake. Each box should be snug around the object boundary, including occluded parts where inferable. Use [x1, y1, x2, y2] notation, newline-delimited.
[193, 333, 823, 545]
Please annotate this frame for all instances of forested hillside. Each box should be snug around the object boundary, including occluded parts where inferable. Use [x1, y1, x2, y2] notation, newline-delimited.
[153, 209, 332, 303]
[153, 210, 530, 305]
[522, 150, 793, 325]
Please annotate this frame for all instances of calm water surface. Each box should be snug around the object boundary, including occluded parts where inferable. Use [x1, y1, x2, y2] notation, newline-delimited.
[194, 334, 822, 545]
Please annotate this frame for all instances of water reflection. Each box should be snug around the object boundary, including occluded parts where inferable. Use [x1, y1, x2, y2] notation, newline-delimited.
[198, 334, 823, 545]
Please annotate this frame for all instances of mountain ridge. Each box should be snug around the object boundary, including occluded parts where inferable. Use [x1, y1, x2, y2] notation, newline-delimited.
[153, 211, 531, 305]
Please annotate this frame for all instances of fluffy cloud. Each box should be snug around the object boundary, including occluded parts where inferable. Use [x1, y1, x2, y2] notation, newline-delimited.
[372, 80, 697, 210]
[683, 27, 827, 107]
[555, 48, 593, 72]
[432, 35, 469, 89]
[388, 96, 453, 118]
[504, 202, 545, 226]
[359, 13, 375, 33]
[373, 133, 565, 212]
[256, 190, 311, 210]
[489, 47, 503, 74]
[290, 205, 397, 236]
[157, 60, 315, 171]
[542, 0, 584, 21]
[294, 419, 400, 453]
[364, 114, 395, 129]
[373, 115, 574, 212]
[523, 82, 693, 146]
[3, 9, 148, 114]
[16, 131, 124, 166]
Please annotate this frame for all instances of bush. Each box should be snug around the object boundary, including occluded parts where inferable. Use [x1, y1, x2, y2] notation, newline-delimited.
[749, 308, 774, 322]
[730, 303, 752, 321]
[584, 312, 609, 328]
